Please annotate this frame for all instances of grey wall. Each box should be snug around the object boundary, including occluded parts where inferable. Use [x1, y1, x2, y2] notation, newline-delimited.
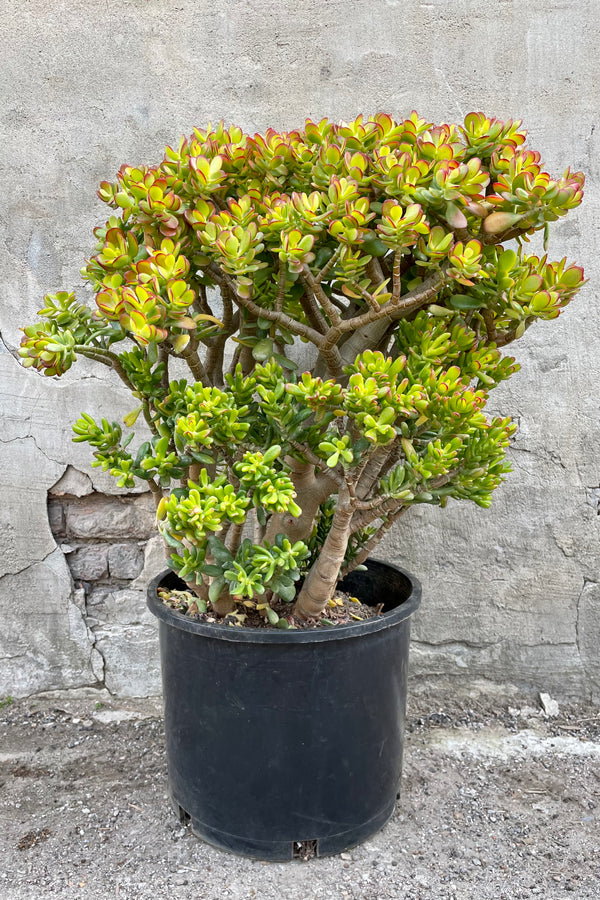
[1, 0, 598, 700]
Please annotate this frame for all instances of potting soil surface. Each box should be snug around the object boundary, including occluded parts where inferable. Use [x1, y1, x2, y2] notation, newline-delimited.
[1, 690, 599, 899]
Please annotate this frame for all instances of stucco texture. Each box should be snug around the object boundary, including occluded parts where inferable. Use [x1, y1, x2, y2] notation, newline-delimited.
[1, 0, 598, 699]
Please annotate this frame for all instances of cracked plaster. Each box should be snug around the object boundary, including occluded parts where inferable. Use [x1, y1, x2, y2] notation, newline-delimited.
[0, 549, 95, 695]
[1, 0, 599, 700]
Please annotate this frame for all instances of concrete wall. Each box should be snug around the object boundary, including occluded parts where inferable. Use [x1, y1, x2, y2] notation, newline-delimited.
[1, 0, 598, 700]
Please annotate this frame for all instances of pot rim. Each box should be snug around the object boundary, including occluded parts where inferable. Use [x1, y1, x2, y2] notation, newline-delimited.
[147, 557, 421, 644]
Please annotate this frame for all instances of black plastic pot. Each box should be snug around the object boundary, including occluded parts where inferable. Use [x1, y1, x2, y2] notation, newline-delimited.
[147, 558, 421, 860]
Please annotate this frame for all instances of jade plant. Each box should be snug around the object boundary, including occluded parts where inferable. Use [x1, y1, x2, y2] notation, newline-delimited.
[19, 113, 585, 622]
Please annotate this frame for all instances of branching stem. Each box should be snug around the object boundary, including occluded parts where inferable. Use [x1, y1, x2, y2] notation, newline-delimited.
[301, 265, 342, 326]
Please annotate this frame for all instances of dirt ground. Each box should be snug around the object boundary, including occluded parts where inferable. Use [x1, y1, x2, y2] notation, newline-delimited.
[1, 690, 599, 900]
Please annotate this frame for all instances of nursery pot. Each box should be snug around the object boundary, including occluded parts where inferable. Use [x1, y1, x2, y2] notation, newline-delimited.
[147, 558, 421, 860]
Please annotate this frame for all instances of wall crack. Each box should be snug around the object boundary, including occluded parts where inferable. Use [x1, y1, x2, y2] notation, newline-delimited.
[0, 327, 20, 363]
[72, 587, 109, 691]
[0, 545, 60, 581]
[0, 432, 65, 468]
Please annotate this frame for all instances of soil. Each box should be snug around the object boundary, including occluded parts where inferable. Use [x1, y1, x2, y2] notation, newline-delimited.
[159, 586, 382, 629]
[1, 690, 599, 899]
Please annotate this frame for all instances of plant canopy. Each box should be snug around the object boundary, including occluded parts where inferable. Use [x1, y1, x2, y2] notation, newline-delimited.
[20, 112, 585, 622]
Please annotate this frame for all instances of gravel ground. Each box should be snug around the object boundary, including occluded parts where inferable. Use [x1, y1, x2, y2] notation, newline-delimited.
[1, 691, 599, 900]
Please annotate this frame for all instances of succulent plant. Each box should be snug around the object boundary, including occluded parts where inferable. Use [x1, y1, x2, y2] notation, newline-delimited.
[20, 112, 585, 622]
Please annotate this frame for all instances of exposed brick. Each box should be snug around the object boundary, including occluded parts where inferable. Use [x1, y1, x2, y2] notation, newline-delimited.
[107, 543, 144, 580]
[47, 499, 66, 537]
[85, 587, 111, 624]
[66, 545, 108, 581]
[64, 492, 156, 540]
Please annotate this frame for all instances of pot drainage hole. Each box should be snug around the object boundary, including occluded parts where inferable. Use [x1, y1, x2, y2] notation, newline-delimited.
[293, 839, 318, 860]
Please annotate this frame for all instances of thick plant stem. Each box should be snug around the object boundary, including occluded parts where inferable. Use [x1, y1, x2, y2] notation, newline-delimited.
[293, 485, 354, 620]
[356, 446, 390, 499]
[226, 522, 244, 556]
[333, 318, 393, 368]
[264, 463, 337, 545]
[180, 342, 210, 384]
[185, 577, 210, 603]
[211, 589, 236, 616]
[147, 478, 164, 510]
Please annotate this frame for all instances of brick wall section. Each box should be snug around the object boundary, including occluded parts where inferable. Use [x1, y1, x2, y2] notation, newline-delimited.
[48, 491, 156, 586]
[48, 489, 164, 696]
